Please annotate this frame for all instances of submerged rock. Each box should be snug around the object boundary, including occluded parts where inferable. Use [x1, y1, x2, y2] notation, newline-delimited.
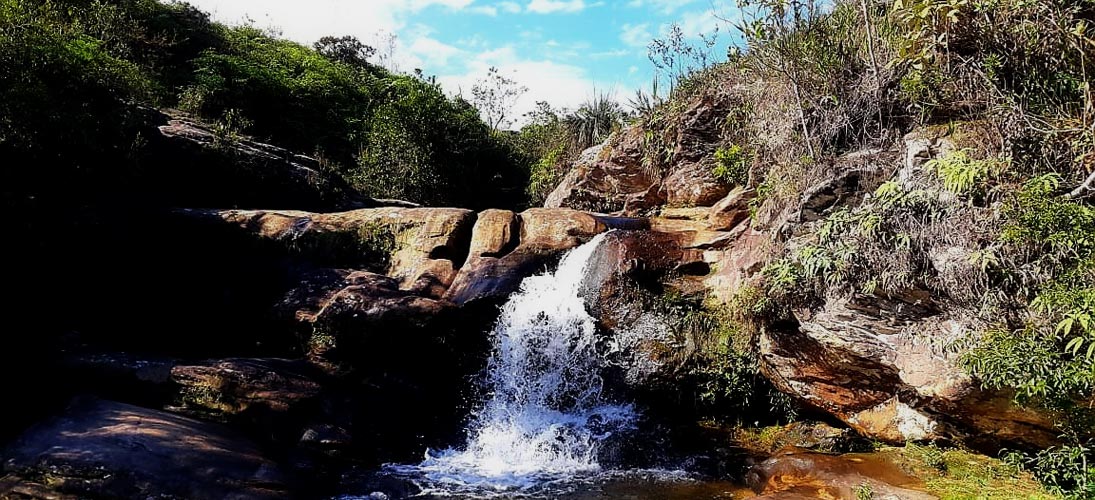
[747, 451, 934, 499]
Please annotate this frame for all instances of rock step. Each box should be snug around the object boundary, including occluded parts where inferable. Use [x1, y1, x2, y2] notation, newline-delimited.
[1, 398, 289, 499]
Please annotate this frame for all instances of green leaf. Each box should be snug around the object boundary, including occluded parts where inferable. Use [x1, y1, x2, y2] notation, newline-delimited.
[1066, 336, 1084, 356]
[1058, 317, 1076, 336]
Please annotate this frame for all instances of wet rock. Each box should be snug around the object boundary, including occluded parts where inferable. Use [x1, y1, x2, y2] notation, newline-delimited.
[1, 399, 288, 499]
[445, 208, 609, 305]
[579, 230, 691, 386]
[297, 422, 353, 454]
[170, 358, 323, 419]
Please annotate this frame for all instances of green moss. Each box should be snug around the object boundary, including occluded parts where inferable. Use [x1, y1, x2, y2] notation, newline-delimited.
[656, 290, 796, 423]
[891, 444, 1059, 500]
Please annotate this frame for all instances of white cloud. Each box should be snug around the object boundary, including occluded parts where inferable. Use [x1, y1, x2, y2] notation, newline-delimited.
[677, 9, 722, 38]
[591, 49, 630, 58]
[526, 0, 587, 14]
[408, 37, 464, 68]
[182, 0, 626, 122]
[499, 1, 523, 13]
[619, 23, 652, 47]
[184, 0, 475, 45]
[627, 0, 697, 13]
[436, 45, 613, 127]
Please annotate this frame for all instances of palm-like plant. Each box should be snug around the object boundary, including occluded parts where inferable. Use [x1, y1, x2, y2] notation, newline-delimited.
[564, 92, 624, 149]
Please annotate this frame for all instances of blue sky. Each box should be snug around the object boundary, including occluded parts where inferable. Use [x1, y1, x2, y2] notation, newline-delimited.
[184, 0, 738, 124]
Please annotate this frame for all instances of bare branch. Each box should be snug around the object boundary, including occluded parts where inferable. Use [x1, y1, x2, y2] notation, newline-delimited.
[1068, 169, 1095, 199]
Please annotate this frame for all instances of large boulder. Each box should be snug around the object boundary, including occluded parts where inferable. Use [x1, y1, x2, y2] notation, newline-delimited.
[544, 132, 664, 214]
[661, 160, 730, 207]
[445, 208, 609, 305]
[1, 399, 288, 499]
[579, 230, 691, 386]
[759, 293, 1059, 449]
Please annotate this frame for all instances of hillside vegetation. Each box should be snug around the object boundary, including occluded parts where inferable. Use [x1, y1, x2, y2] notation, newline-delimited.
[536, 0, 1094, 496]
[1, 0, 535, 210]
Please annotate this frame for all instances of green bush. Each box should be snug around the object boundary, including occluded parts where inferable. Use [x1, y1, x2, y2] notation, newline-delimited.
[712, 144, 750, 186]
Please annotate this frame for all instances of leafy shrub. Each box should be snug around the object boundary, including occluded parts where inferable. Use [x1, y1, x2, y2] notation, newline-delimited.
[1009, 444, 1095, 498]
[712, 144, 750, 186]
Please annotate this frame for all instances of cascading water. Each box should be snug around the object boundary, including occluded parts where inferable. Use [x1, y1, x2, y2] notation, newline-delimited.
[385, 233, 637, 496]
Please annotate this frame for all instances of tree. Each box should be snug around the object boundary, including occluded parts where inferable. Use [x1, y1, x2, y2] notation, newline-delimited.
[471, 67, 527, 131]
[314, 35, 375, 68]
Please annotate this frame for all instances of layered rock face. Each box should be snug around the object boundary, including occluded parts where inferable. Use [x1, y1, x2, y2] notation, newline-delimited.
[539, 83, 1058, 452]
[545, 86, 737, 215]
[760, 295, 1058, 449]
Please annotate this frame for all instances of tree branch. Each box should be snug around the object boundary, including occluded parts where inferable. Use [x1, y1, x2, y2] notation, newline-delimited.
[1069, 169, 1095, 199]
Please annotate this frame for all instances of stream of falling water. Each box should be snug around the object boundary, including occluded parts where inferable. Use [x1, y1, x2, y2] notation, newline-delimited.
[382, 233, 651, 497]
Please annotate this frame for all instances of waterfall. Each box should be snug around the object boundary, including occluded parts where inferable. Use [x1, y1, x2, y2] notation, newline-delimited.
[388, 232, 635, 495]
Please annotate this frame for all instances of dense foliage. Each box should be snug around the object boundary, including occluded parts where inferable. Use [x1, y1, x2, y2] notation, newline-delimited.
[0, 0, 530, 210]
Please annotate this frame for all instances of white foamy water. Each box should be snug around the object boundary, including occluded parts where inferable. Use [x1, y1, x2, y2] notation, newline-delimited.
[385, 233, 637, 496]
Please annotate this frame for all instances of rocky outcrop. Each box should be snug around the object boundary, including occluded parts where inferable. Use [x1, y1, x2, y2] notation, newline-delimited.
[662, 160, 731, 207]
[1, 399, 288, 499]
[147, 110, 365, 211]
[445, 208, 610, 305]
[545, 132, 664, 213]
[538, 119, 1061, 452]
[192, 206, 475, 297]
[545, 78, 740, 216]
[760, 294, 1059, 449]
